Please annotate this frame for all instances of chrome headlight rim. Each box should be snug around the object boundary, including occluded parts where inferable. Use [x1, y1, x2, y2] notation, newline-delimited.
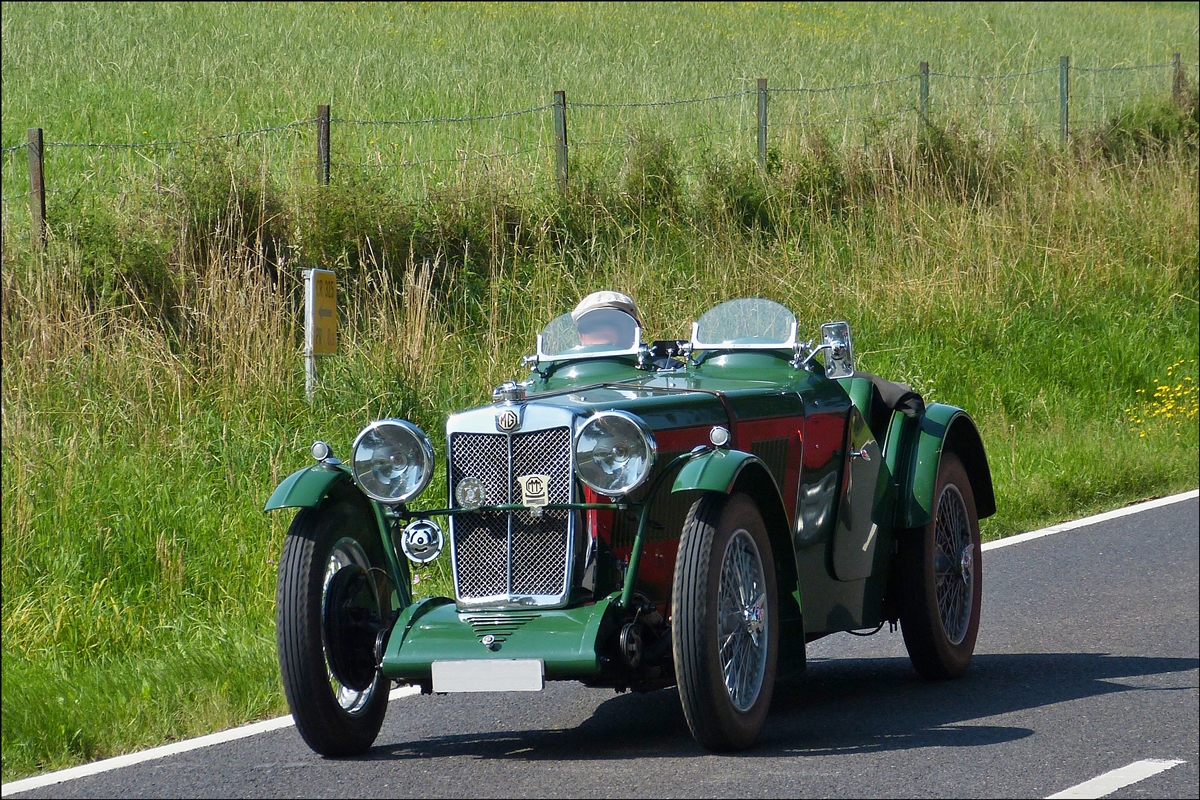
[573, 410, 657, 498]
[350, 418, 435, 504]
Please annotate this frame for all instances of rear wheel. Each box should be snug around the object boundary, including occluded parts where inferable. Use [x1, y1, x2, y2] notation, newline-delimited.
[673, 493, 779, 751]
[276, 492, 391, 756]
[898, 451, 982, 679]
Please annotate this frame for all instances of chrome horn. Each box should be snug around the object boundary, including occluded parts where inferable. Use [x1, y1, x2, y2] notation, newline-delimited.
[400, 518, 444, 564]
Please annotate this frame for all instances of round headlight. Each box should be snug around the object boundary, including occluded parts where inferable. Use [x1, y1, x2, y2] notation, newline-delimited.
[574, 411, 657, 497]
[350, 419, 434, 504]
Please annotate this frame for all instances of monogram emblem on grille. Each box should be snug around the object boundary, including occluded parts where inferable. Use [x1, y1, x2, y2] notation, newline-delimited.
[517, 474, 550, 507]
[454, 476, 486, 510]
[496, 408, 520, 432]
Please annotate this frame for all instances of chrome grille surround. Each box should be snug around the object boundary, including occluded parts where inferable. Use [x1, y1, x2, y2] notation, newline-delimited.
[447, 404, 577, 610]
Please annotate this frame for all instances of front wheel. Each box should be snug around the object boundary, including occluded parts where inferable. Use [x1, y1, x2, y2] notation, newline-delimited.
[276, 490, 391, 756]
[898, 451, 982, 679]
[673, 493, 779, 751]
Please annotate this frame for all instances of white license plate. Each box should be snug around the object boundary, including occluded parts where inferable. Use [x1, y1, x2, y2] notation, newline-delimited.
[431, 659, 545, 693]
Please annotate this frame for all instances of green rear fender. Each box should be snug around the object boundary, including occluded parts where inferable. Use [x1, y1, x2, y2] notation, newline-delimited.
[264, 464, 354, 511]
[897, 403, 996, 528]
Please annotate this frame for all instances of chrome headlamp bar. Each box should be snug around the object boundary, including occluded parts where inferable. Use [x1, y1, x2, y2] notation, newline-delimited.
[390, 501, 629, 520]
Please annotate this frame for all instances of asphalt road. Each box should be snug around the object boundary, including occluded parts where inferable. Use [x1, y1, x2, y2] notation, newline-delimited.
[10, 498, 1198, 799]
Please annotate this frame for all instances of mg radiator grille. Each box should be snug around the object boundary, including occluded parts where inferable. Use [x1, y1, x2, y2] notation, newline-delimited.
[449, 426, 573, 603]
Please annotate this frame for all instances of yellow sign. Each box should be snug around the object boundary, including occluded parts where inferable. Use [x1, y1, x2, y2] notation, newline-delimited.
[306, 269, 338, 355]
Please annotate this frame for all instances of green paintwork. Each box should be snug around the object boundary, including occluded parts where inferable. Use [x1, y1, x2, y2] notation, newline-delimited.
[380, 594, 616, 681]
[274, 305, 995, 688]
[841, 376, 875, 419]
[898, 403, 994, 528]
[539, 357, 643, 390]
[371, 498, 412, 610]
[620, 451, 702, 608]
[670, 448, 768, 495]
[264, 463, 353, 510]
[533, 382, 729, 431]
[265, 462, 412, 606]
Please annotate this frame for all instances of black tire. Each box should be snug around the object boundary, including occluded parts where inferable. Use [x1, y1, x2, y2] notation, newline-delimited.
[276, 491, 390, 756]
[673, 492, 779, 751]
[898, 451, 982, 679]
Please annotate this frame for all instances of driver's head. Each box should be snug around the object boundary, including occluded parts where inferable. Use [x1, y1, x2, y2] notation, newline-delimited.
[572, 291, 641, 347]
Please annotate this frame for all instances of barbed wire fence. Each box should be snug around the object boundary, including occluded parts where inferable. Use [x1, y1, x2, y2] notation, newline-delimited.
[2, 55, 1195, 252]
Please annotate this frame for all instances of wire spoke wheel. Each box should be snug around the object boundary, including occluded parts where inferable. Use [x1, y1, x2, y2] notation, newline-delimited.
[933, 486, 973, 645]
[898, 451, 982, 680]
[717, 530, 769, 712]
[674, 493, 778, 751]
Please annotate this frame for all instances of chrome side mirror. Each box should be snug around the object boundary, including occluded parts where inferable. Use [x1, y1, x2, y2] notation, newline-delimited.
[821, 321, 854, 379]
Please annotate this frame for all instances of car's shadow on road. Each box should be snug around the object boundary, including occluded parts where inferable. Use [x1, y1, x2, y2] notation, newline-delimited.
[364, 652, 1197, 762]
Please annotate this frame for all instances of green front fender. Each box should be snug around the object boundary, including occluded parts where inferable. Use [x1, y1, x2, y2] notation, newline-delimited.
[264, 463, 354, 511]
[265, 461, 413, 608]
[899, 403, 996, 528]
[668, 447, 801, 637]
[670, 448, 766, 494]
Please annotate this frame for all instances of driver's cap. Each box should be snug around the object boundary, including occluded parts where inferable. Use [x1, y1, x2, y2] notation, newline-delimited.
[571, 290, 641, 325]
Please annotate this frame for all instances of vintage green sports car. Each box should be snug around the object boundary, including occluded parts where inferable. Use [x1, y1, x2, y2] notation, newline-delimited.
[265, 297, 994, 754]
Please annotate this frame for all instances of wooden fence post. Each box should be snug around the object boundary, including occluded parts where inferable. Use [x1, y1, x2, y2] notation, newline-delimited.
[553, 90, 568, 194]
[1059, 56, 1070, 146]
[757, 78, 768, 171]
[317, 105, 330, 186]
[1173, 53, 1184, 105]
[28, 128, 46, 253]
[919, 61, 929, 125]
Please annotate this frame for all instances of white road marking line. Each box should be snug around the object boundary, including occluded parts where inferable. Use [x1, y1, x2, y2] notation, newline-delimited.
[1046, 758, 1186, 799]
[4, 489, 1197, 795]
[0, 686, 421, 797]
[982, 489, 1198, 552]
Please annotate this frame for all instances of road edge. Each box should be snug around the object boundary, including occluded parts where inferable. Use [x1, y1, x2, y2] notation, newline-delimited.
[980, 488, 1199, 552]
[4, 489, 1197, 797]
[0, 687, 421, 797]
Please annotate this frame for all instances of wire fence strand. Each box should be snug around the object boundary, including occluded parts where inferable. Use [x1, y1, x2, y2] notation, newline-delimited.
[770, 75, 916, 94]
[332, 104, 553, 126]
[1074, 63, 1173, 73]
[928, 67, 1059, 80]
[3, 59, 1193, 209]
[569, 90, 752, 109]
[345, 144, 548, 169]
[936, 96, 1060, 110]
[43, 120, 316, 151]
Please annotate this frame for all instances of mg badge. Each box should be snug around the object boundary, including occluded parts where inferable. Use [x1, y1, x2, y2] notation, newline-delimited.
[496, 408, 521, 432]
[517, 474, 550, 508]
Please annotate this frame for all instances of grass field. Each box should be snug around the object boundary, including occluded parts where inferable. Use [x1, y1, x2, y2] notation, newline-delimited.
[2, 1, 1199, 783]
[2, 2, 1198, 202]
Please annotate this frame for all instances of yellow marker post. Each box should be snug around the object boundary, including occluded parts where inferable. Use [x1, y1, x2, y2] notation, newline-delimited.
[304, 269, 337, 403]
